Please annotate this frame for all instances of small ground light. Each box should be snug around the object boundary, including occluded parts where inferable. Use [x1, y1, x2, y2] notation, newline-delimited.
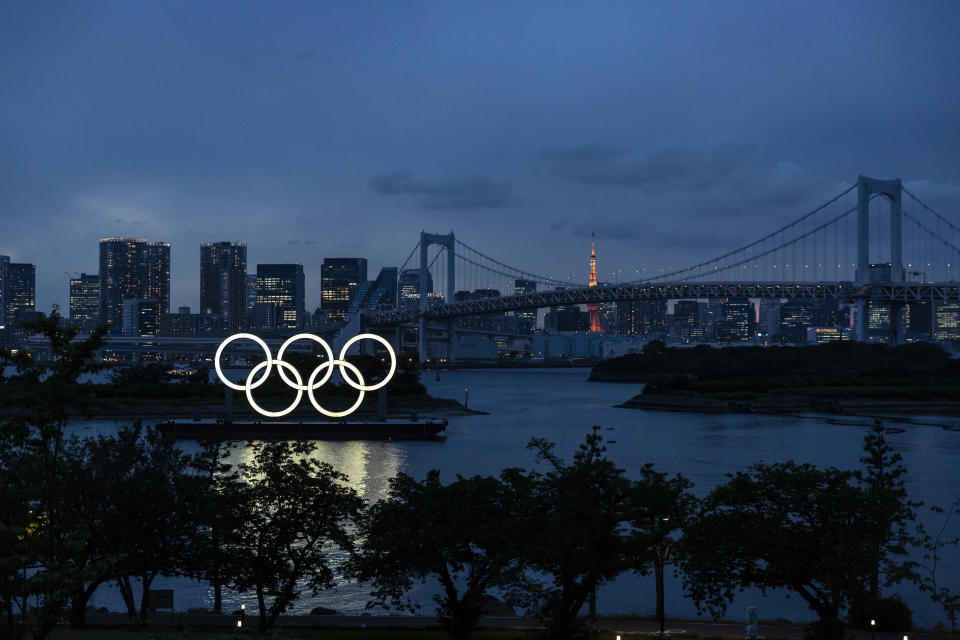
[237, 619, 242, 629]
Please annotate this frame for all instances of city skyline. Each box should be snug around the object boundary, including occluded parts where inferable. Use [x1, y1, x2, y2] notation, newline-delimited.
[2, 2, 960, 313]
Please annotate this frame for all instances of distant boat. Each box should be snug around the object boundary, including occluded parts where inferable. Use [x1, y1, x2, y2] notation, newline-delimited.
[157, 417, 447, 441]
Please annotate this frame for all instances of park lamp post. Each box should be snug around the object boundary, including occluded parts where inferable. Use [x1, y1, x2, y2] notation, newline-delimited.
[870, 619, 875, 640]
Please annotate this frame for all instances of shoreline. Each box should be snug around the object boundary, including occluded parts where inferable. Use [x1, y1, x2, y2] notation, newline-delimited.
[618, 392, 960, 421]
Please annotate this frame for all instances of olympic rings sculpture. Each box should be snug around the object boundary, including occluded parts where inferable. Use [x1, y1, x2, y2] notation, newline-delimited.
[214, 332, 397, 418]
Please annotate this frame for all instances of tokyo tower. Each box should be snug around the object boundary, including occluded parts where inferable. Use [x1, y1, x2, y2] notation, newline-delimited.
[588, 230, 602, 332]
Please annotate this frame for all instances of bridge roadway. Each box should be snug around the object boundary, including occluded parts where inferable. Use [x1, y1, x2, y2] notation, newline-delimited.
[370, 280, 960, 326]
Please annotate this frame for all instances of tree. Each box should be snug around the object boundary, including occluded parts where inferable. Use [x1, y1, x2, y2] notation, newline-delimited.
[679, 461, 872, 640]
[94, 424, 196, 625]
[0, 311, 107, 639]
[857, 420, 918, 599]
[180, 439, 248, 615]
[351, 469, 534, 640]
[521, 428, 631, 640]
[917, 499, 960, 632]
[624, 465, 696, 635]
[230, 440, 363, 633]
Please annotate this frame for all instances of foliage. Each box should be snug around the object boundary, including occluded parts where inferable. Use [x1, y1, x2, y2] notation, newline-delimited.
[593, 340, 960, 401]
[856, 421, 919, 601]
[230, 440, 363, 633]
[917, 499, 960, 632]
[678, 461, 872, 640]
[847, 593, 913, 631]
[520, 428, 631, 640]
[91, 424, 197, 624]
[0, 311, 107, 639]
[351, 469, 533, 640]
[179, 439, 248, 615]
[624, 465, 696, 633]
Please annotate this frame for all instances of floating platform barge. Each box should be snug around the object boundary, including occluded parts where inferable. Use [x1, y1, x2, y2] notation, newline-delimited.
[157, 417, 447, 441]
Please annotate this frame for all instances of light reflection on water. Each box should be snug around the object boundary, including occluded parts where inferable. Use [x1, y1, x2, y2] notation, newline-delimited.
[75, 367, 959, 625]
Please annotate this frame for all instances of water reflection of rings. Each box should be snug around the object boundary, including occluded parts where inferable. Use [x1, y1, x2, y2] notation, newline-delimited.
[214, 332, 397, 418]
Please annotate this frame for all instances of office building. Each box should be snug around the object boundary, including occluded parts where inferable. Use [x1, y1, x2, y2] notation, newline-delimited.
[907, 302, 932, 337]
[934, 302, 960, 342]
[246, 274, 257, 314]
[200, 242, 248, 331]
[672, 300, 702, 342]
[621, 300, 668, 336]
[398, 269, 433, 308]
[321, 258, 367, 322]
[256, 264, 305, 329]
[99, 238, 170, 331]
[716, 300, 754, 343]
[3, 263, 35, 327]
[145, 242, 171, 314]
[778, 299, 812, 343]
[121, 299, 158, 336]
[757, 300, 780, 339]
[69, 273, 101, 331]
[514, 279, 537, 333]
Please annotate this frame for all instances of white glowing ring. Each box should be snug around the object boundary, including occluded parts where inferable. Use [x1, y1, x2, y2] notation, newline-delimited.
[307, 359, 366, 418]
[244, 359, 303, 418]
[214, 331, 397, 418]
[338, 333, 397, 391]
[215, 333, 273, 391]
[276, 333, 335, 390]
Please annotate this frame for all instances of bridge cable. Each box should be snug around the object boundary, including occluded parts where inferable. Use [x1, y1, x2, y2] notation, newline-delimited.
[686, 204, 859, 280]
[903, 210, 960, 262]
[626, 184, 856, 284]
[455, 238, 585, 287]
[397, 241, 421, 274]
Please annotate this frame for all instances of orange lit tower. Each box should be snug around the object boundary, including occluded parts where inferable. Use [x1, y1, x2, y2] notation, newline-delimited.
[588, 231, 602, 332]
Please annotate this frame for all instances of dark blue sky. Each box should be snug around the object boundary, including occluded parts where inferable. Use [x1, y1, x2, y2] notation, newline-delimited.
[2, 1, 959, 312]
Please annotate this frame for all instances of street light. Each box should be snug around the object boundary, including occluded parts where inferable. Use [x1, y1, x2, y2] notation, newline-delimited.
[870, 618, 875, 640]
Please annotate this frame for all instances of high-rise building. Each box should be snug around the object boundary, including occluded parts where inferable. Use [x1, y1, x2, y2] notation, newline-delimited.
[934, 302, 960, 342]
[907, 302, 933, 338]
[145, 242, 171, 315]
[246, 274, 257, 314]
[398, 269, 432, 308]
[717, 300, 755, 343]
[514, 279, 537, 333]
[672, 300, 702, 342]
[69, 273, 101, 331]
[121, 299, 158, 336]
[0, 255, 8, 324]
[778, 299, 812, 342]
[321, 258, 368, 322]
[4, 263, 35, 327]
[256, 264, 305, 329]
[200, 242, 248, 331]
[99, 238, 146, 331]
[757, 300, 780, 339]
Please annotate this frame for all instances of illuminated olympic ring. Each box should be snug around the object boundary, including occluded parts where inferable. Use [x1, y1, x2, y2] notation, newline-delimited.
[214, 332, 397, 418]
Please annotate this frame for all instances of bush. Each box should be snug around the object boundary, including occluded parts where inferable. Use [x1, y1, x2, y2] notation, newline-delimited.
[848, 593, 913, 631]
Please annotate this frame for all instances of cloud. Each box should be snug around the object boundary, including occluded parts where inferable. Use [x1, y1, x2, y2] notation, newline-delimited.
[550, 217, 570, 231]
[544, 140, 754, 193]
[571, 220, 642, 240]
[368, 170, 512, 210]
[288, 240, 300, 245]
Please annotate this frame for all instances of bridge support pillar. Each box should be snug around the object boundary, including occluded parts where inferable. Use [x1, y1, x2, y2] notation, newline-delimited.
[448, 320, 456, 364]
[418, 315, 427, 364]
